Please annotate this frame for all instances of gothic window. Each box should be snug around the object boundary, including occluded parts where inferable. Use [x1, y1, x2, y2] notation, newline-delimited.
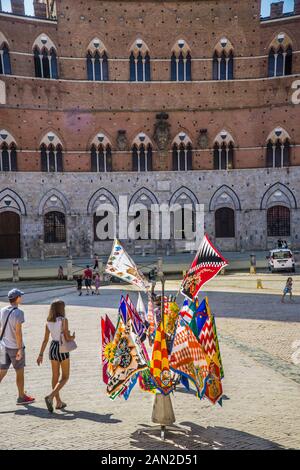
[171, 41, 192, 82]
[215, 207, 235, 238]
[91, 143, 112, 172]
[266, 129, 290, 168]
[0, 43, 11, 75]
[213, 39, 234, 80]
[44, 211, 66, 243]
[87, 49, 109, 81]
[33, 46, 58, 79]
[41, 143, 63, 172]
[132, 143, 153, 172]
[129, 46, 151, 82]
[213, 137, 234, 170]
[267, 206, 290, 237]
[0, 142, 17, 171]
[268, 35, 293, 77]
[172, 142, 193, 171]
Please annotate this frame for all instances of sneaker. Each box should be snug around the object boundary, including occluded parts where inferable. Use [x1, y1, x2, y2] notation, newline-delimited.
[16, 394, 35, 405]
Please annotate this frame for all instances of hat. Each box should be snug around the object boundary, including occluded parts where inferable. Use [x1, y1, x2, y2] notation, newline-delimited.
[8, 288, 24, 300]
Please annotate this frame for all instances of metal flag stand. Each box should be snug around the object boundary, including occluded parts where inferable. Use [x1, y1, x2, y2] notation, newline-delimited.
[139, 258, 189, 441]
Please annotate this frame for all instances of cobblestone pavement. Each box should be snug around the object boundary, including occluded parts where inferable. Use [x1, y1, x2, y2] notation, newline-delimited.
[0, 280, 299, 450]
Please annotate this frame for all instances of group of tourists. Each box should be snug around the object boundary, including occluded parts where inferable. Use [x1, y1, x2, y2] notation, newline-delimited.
[75, 265, 101, 296]
[0, 289, 74, 412]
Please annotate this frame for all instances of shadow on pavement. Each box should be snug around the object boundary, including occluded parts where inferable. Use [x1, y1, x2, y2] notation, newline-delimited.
[0, 406, 121, 424]
[130, 421, 284, 450]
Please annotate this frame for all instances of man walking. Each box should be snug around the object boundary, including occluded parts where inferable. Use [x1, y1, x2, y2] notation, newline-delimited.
[0, 289, 35, 405]
[83, 265, 93, 295]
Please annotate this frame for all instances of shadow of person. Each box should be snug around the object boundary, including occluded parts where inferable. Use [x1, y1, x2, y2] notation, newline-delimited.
[130, 421, 285, 450]
[0, 406, 121, 424]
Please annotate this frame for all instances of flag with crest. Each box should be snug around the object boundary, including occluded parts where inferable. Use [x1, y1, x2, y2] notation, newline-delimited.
[101, 315, 116, 385]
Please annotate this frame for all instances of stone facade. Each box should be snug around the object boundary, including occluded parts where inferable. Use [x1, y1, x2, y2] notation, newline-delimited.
[0, 0, 300, 257]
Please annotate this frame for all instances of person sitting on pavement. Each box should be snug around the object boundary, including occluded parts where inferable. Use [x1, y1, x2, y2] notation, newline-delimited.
[0, 289, 35, 406]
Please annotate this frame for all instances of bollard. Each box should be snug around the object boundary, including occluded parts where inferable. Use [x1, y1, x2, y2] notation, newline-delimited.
[12, 259, 19, 282]
[220, 266, 226, 275]
[67, 258, 73, 281]
[250, 254, 256, 275]
[257, 279, 263, 289]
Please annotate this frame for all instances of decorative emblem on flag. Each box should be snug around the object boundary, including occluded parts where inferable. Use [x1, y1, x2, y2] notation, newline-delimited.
[101, 315, 116, 385]
[181, 234, 228, 301]
[150, 322, 175, 395]
[107, 319, 148, 398]
[105, 239, 150, 292]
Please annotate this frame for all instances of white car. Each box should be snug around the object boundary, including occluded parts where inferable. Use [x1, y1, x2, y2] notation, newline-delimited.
[267, 249, 296, 273]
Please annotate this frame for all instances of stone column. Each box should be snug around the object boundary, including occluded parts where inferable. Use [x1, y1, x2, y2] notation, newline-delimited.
[11, 0, 25, 16]
[67, 258, 73, 281]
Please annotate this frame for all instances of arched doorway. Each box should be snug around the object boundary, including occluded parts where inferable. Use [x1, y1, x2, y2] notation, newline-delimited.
[0, 211, 21, 258]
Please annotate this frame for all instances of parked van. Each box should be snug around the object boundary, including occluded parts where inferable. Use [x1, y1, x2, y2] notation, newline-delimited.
[267, 249, 295, 273]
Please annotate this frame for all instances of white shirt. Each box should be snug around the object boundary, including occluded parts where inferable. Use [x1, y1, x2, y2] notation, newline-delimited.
[47, 317, 65, 342]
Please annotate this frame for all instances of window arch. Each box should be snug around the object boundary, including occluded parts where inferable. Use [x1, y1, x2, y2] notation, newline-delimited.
[169, 188, 198, 240]
[132, 134, 153, 172]
[0, 131, 17, 171]
[267, 206, 290, 237]
[268, 33, 293, 77]
[215, 207, 235, 238]
[0, 42, 11, 75]
[91, 143, 112, 172]
[213, 38, 234, 80]
[44, 211, 66, 243]
[129, 39, 151, 82]
[172, 134, 193, 171]
[266, 128, 290, 168]
[40, 133, 63, 172]
[171, 40, 191, 82]
[33, 35, 58, 79]
[213, 131, 235, 170]
[86, 38, 109, 81]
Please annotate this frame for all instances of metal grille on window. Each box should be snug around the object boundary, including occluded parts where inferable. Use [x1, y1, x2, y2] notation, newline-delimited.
[267, 206, 290, 237]
[44, 211, 66, 243]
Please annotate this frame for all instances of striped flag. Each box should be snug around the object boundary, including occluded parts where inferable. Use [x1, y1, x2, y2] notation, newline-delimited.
[150, 322, 175, 395]
[101, 315, 116, 385]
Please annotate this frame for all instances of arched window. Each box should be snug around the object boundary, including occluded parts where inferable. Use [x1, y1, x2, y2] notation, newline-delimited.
[87, 48, 109, 81]
[215, 207, 235, 238]
[129, 40, 151, 82]
[33, 46, 58, 79]
[267, 206, 290, 237]
[0, 43, 12, 75]
[266, 128, 290, 168]
[132, 143, 152, 172]
[0, 133, 17, 171]
[44, 211, 66, 243]
[40, 142, 63, 172]
[268, 34, 293, 77]
[213, 133, 234, 170]
[91, 143, 112, 172]
[172, 138, 193, 171]
[171, 41, 192, 82]
[213, 39, 234, 80]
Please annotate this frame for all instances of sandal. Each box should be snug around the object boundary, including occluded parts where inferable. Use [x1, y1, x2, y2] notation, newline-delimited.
[45, 396, 54, 413]
[56, 402, 67, 410]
